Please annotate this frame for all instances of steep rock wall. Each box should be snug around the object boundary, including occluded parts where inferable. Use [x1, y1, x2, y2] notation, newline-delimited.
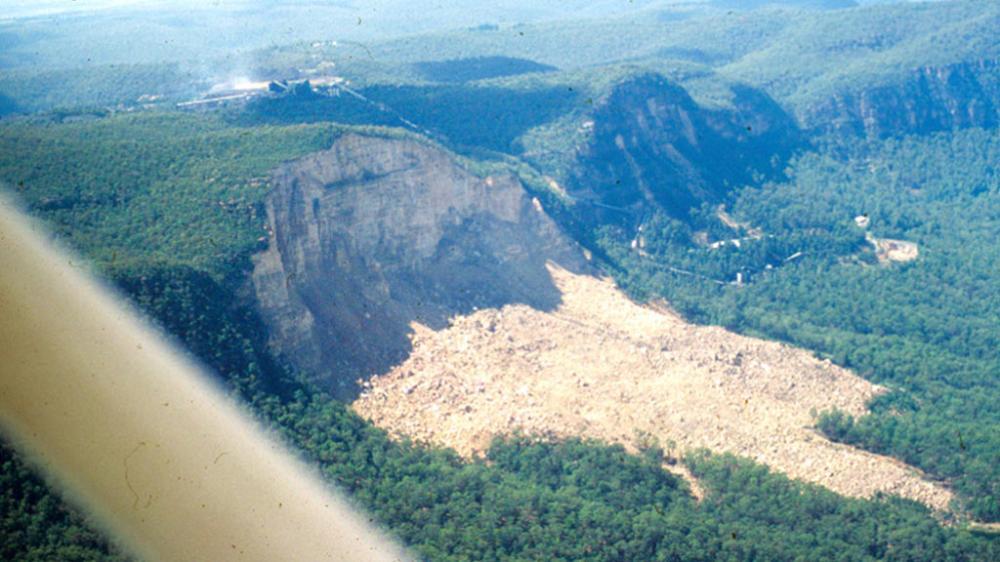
[565, 75, 802, 225]
[251, 133, 588, 396]
[804, 59, 1000, 137]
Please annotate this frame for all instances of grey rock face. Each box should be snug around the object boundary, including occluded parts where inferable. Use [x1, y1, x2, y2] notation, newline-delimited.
[252, 133, 588, 396]
[806, 59, 1000, 137]
[566, 75, 802, 225]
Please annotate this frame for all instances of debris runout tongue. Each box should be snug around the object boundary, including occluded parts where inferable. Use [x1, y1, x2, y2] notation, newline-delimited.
[354, 263, 954, 512]
[0, 200, 411, 562]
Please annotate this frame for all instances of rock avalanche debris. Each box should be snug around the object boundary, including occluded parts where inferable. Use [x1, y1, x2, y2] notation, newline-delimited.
[353, 265, 953, 511]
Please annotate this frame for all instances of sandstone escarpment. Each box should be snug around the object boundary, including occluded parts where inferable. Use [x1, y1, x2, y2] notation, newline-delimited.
[251, 133, 588, 396]
[559, 75, 801, 225]
[804, 59, 1000, 137]
[252, 131, 953, 510]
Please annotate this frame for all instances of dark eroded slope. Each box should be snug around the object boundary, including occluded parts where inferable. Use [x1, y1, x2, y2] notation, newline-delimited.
[552, 75, 803, 226]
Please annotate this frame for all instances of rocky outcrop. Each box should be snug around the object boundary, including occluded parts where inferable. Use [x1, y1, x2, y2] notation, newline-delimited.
[563, 75, 802, 225]
[251, 133, 588, 396]
[804, 59, 1000, 138]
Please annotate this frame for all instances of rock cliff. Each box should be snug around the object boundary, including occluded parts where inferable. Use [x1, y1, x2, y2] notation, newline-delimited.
[250, 132, 953, 511]
[251, 133, 588, 396]
[563, 75, 802, 225]
[804, 59, 1000, 137]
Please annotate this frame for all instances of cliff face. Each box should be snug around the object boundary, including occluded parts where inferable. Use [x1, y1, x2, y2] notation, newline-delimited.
[251, 133, 588, 396]
[565, 75, 802, 226]
[804, 59, 1000, 137]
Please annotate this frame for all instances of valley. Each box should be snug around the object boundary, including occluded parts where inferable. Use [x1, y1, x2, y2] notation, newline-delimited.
[2, 1, 1000, 560]
[244, 131, 952, 512]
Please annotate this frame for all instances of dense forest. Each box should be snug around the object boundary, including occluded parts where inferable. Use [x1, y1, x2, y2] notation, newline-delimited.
[412, 56, 557, 83]
[3, 1, 996, 123]
[602, 129, 1000, 521]
[1, 108, 998, 560]
[2, 0, 1000, 559]
[4, 236, 997, 561]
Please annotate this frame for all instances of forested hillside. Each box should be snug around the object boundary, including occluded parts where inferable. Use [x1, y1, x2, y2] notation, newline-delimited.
[601, 128, 1000, 521]
[2, 108, 998, 561]
[2, 0, 999, 559]
[4, 1, 996, 121]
